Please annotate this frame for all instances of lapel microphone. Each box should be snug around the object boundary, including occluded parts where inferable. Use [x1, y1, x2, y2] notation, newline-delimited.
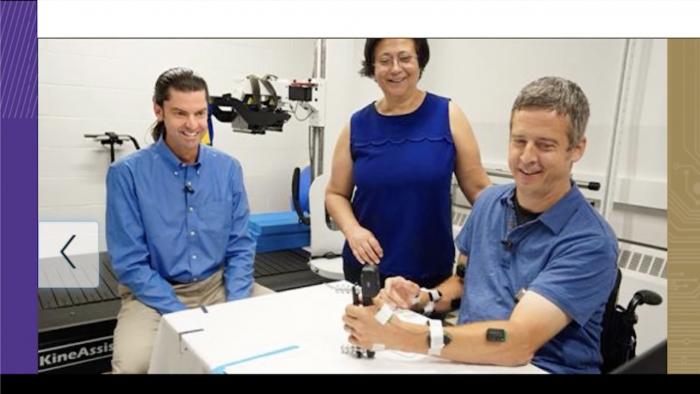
[501, 239, 513, 251]
[184, 184, 195, 194]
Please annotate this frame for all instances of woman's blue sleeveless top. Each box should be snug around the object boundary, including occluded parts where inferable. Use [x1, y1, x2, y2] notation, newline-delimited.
[344, 93, 456, 286]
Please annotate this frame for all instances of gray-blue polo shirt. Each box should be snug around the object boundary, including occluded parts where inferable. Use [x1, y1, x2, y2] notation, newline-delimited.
[455, 183, 617, 374]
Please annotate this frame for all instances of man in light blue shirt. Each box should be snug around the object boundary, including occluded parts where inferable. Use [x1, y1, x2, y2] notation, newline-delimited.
[343, 77, 617, 374]
[106, 67, 258, 373]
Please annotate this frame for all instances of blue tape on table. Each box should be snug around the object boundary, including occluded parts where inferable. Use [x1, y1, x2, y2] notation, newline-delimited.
[210, 345, 300, 374]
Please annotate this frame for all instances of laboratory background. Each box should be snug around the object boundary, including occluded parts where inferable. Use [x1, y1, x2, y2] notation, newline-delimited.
[37, 39, 667, 373]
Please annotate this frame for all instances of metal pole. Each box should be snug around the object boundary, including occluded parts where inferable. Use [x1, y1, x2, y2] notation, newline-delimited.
[310, 39, 326, 182]
[602, 39, 633, 220]
[310, 126, 324, 181]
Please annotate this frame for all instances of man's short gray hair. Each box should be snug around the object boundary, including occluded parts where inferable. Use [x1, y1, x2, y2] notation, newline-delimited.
[510, 76, 590, 148]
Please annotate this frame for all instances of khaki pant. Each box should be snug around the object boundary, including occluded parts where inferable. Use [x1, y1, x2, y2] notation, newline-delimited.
[110, 272, 272, 374]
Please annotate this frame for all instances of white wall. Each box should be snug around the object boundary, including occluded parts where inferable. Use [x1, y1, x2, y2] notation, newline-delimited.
[422, 39, 625, 173]
[39, 38, 667, 251]
[420, 39, 667, 248]
[608, 40, 667, 248]
[321, 39, 377, 175]
[39, 39, 317, 250]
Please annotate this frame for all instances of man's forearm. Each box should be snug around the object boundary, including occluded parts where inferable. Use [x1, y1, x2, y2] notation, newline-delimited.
[118, 267, 187, 314]
[387, 319, 430, 354]
[224, 253, 254, 301]
[441, 321, 533, 366]
[388, 318, 533, 367]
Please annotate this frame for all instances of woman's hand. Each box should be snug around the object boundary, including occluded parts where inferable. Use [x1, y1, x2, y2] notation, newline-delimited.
[345, 225, 383, 264]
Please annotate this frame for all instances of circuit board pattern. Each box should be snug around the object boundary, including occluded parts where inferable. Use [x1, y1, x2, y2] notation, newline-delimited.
[668, 39, 700, 373]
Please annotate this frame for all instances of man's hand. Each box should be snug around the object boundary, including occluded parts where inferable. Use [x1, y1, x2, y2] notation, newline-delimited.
[380, 276, 420, 309]
[343, 302, 388, 350]
[344, 225, 383, 264]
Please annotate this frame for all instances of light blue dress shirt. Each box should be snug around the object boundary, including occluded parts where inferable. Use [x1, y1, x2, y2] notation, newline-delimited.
[106, 138, 256, 315]
[455, 183, 617, 374]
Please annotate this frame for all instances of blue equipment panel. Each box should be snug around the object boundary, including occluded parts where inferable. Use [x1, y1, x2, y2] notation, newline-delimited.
[249, 211, 310, 253]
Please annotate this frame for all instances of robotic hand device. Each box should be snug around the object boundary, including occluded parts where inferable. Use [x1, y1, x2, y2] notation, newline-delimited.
[342, 265, 382, 359]
[208, 43, 345, 275]
[209, 74, 324, 135]
[210, 72, 345, 267]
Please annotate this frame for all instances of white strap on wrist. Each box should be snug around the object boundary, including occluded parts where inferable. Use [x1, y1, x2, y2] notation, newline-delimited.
[411, 292, 421, 306]
[425, 288, 442, 302]
[423, 300, 435, 316]
[420, 287, 442, 316]
[374, 303, 394, 325]
[427, 319, 444, 356]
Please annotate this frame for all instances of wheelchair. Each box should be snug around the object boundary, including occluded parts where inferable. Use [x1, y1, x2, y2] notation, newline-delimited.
[600, 268, 664, 373]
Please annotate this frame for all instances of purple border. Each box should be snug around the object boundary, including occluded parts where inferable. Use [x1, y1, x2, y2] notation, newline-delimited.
[0, 1, 38, 374]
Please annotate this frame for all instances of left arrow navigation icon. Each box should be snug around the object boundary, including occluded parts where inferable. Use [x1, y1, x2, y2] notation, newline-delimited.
[60, 234, 77, 269]
[39, 222, 99, 288]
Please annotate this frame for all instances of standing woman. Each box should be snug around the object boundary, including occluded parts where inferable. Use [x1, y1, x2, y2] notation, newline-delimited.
[326, 38, 490, 288]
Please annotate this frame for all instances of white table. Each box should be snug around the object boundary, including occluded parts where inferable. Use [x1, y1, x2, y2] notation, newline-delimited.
[149, 282, 546, 374]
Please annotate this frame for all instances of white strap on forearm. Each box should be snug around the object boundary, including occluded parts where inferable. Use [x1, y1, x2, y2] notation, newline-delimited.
[427, 319, 444, 356]
[374, 303, 394, 325]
